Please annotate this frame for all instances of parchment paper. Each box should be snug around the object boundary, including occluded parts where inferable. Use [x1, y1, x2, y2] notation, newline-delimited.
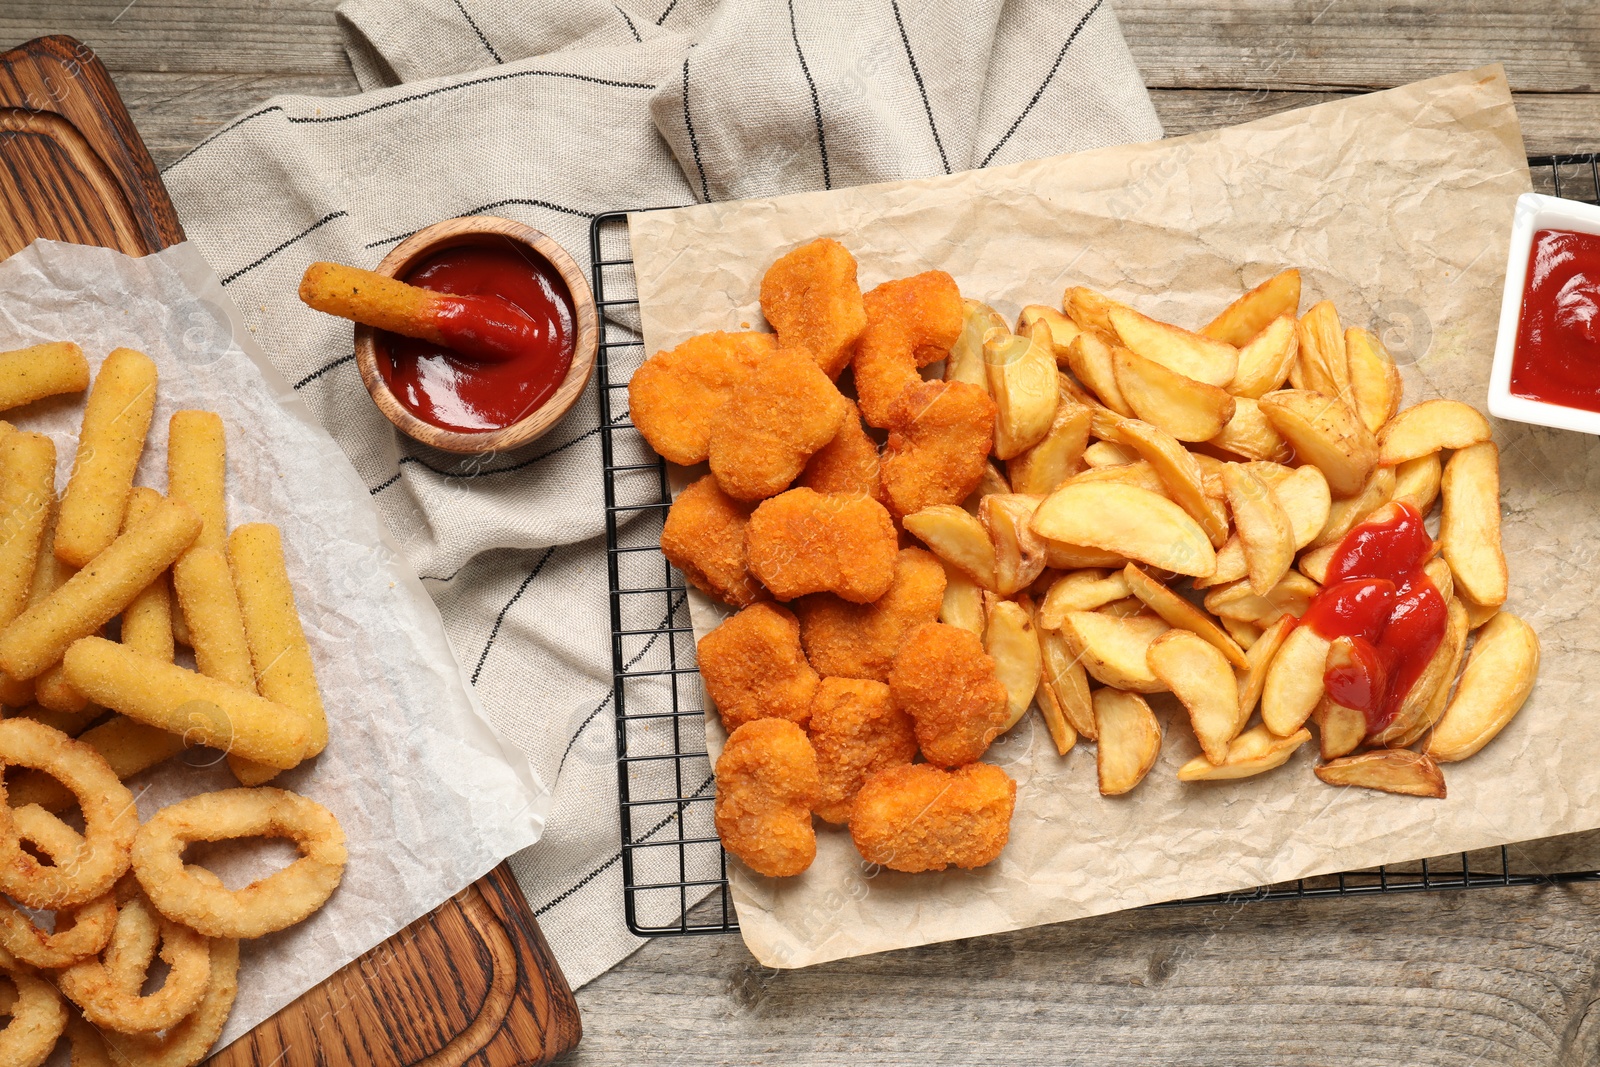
[0, 240, 546, 1051]
[624, 67, 1590, 969]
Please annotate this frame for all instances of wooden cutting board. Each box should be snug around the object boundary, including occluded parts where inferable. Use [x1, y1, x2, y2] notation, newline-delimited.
[0, 34, 582, 1066]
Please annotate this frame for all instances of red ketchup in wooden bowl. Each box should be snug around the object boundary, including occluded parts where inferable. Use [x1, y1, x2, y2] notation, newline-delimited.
[377, 242, 576, 433]
[1509, 228, 1600, 412]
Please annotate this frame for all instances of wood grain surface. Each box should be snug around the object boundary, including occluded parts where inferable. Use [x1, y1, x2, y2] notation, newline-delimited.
[2, 5, 1597, 1065]
[0, 34, 580, 1066]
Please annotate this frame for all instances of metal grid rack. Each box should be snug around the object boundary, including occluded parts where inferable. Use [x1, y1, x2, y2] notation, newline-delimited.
[593, 153, 1600, 938]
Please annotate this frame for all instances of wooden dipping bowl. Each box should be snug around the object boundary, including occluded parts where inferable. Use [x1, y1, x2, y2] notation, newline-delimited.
[353, 215, 598, 455]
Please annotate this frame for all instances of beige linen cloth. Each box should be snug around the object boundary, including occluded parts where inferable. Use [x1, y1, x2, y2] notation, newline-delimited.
[160, 0, 1162, 986]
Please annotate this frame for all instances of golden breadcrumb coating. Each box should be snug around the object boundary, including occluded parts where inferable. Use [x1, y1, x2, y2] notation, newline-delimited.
[760, 238, 868, 378]
[628, 331, 776, 464]
[660, 475, 766, 608]
[853, 272, 963, 428]
[708, 347, 848, 501]
[888, 622, 1009, 767]
[849, 762, 1016, 872]
[746, 488, 897, 603]
[714, 718, 821, 877]
[880, 379, 997, 520]
[697, 602, 819, 731]
[795, 548, 945, 682]
[800, 398, 882, 501]
[808, 677, 917, 824]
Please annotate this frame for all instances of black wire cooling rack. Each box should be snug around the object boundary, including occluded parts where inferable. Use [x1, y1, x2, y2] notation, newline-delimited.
[593, 153, 1600, 938]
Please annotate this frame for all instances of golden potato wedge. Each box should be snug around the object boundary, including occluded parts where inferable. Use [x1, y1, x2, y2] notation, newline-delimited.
[1236, 614, 1295, 729]
[1315, 750, 1446, 799]
[1202, 269, 1303, 348]
[1177, 724, 1310, 782]
[1228, 314, 1299, 400]
[1097, 597, 1148, 618]
[986, 323, 1059, 460]
[1423, 555, 1454, 604]
[1148, 629, 1241, 763]
[939, 560, 986, 636]
[1298, 542, 1335, 584]
[1258, 389, 1379, 497]
[1223, 464, 1295, 595]
[1389, 597, 1470, 749]
[1110, 419, 1230, 548]
[986, 600, 1042, 730]
[1109, 306, 1238, 387]
[1261, 623, 1331, 736]
[904, 505, 998, 589]
[1204, 572, 1319, 626]
[1294, 301, 1350, 403]
[980, 493, 1048, 596]
[1094, 689, 1162, 795]
[1193, 537, 1250, 590]
[946, 299, 1005, 392]
[1007, 392, 1091, 495]
[1031, 481, 1217, 578]
[1044, 541, 1129, 570]
[1083, 440, 1138, 468]
[1310, 465, 1396, 549]
[1067, 459, 1169, 498]
[1209, 397, 1292, 462]
[1460, 592, 1499, 631]
[1063, 286, 1132, 342]
[1060, 611, 1170, 693]
[1038, 568, 1131, 629]
[963, 461, 1013, 514]
[1257, 464, 1332, 550]
[1393, 453, 1443, 514]
[1377, 398, 1492, 465]
[1122, 563, 1247, 669]
[1193, 453, 1230, 501]
[1370, 594, 1469, 748]
[1018, 305, 1081, 363]
[1345, 327, 1403, 435]
[1112, 345, 1236, 442]
[1424, 612, 1539, 762]
[1064, 333, 1134, 416]
[1039, 626, 1095, 740]
[1223, 615, 1264, 651]
[1440, 442, 1507, 610]
[1313, 697, 1367, 760]
[1035, 679, 1077, 755]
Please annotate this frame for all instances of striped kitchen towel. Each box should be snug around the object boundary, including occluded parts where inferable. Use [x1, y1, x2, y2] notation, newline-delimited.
[161, 0, 1161, 989]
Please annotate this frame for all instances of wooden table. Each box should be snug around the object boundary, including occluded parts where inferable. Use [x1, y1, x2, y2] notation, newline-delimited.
[4, 3, 1599, 1064]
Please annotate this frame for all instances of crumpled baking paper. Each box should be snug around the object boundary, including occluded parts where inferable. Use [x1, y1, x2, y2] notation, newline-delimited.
[624, 67, 1592, 969]
[0, 239, 546, 1051]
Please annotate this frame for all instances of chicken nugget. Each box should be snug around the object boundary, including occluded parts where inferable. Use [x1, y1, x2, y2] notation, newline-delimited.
[714, 718, 821, 877]
[796, 547, 945, 681]
[660, 475, 766, 608]
[849, 762, 1016, 872]
[697, 602, 819, 731]
[760, 238, 868, 379]
[880, 380, 996, 520]
[889, 622, 1009, 767]
[808, 677, 917, 824]
[628, 331, 776, 464]
[800, 399, 881, 501]
[708, 348, 848, 501]
[747, 488, 897, 603]
[853, 272, 964, 428]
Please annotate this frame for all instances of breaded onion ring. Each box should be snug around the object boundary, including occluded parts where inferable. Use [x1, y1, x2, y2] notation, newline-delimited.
[58, 892, 211, 1033]
[0, 718, 138, 909]
[94, 935, 239, 1067]
[0, 805, 117, 969]
[132, 788, 346, 939]
[0, 970, 67, 1067]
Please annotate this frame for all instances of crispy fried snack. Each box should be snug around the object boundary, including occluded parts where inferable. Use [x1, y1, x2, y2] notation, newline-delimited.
[0, 342, 90, 413]
[849, 762, 1016, 872]
[697, 602, 819, 731]
[880, 380, 996, 520]
[808, 677, 917, 824]
[795, 547, 945, 681]
[713, 719, 820, 877]
[746, 488, 897, 603]
[707, 347, 848, 500]
[888, 622, 1009, 767]
[760, 238, 869, 378]
[853, 272, 964, 428]
[56, 348, 158, 568]
[627, 331, 777, 465]
[800, 398, 882, 501]
[660, 475, 766, 608]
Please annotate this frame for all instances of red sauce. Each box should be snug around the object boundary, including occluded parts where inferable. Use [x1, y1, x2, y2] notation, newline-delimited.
[1300, 502, 1447, 736]
[377, 241, 575, 433]
[1510, 228, 1600, 412]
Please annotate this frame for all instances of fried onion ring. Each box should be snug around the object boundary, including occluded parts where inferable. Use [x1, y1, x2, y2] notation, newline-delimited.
[0, 719, 139, 909]
[132, 788, 346, 938]
[96, 935, 239, 1067]
[58, 892, 211, 1034]
[0, 806, 118, 969]
[0, 970, 67, 1067]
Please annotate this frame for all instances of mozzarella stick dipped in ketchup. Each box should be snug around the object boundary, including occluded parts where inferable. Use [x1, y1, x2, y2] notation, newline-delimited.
[299, 261, 540, 365]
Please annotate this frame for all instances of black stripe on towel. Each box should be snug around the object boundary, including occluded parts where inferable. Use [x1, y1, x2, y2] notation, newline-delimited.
[451, 0, 504, 63]
[891, 0, 950, 175]
[219, 211, 348, 285]
[786, 0, 831, 189]
[471, 546, 560, 684]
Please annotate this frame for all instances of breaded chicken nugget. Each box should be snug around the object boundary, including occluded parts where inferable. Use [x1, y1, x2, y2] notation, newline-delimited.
[808, 677, 917, 824]
[889, 622, 1009, 767]
[747, 488, 898, 603]
[629, 331, 776, 464]
[708, 347, 848, 501]
[795, 548, 945, 681]
[800, 399, 881, 501]
[880, 380, 996, 520]
[760, 238, 868, 379]
[697, 602, 819, 731]
[660, 475, 766, 608]
[853, 272, 964, 428]
[714, 718, 821, 877]
[849, 762, 1016, 872]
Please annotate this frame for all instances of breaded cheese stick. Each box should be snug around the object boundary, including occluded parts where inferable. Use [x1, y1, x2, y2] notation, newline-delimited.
[0, 343, 91, 412]
[229, 524, 327, 758]
[0, 433, 56, 706]
[118, 488, 176, 664]
[56, 348, 158, 567]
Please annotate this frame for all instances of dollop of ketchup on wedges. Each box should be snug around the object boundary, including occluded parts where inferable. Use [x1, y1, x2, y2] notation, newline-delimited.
[1300, 502, 1447, 737]
[378, 241, 575, 433]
